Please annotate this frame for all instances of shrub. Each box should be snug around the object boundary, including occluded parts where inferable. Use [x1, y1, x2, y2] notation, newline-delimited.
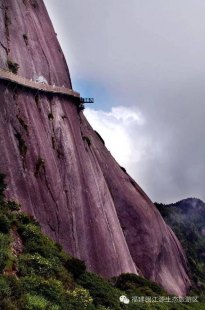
[0, 213, 11, 233]
[5, 275, 22, 300]
[31, 0, 39, 9]
[115, 273, 166, 296]
[0, 174, 6, 201]
[7, 60, 19, 74]
[20, 294, 49, 310]
[17, 116, 28, 133]
[54, 266, 73, 289]
[16, 213, 39, 226]
[20, 276, 65, 305]
[34, 158, 45, 177]
[0, 234, 10, 272]
[14, 131, 27, 157]
[48, 113, 54, 120]
[5, 10, 11, 39]
[77, 272, 121, 309]
[0, 276, 11, 299]
[38, 279, 65, 303]
[66, 287, 93, 309]
[120, 166, 127, 174]
[23, 34, 28, 46]
[0, 251, 8, 273]
[65, 257, 86, 279]
[18, 254, 59, 277]
[20, 275, 41, 294]
[18, 223, 42, 240]
[83, 136, 91, 147]
[0, 298, 18, 309]
[6, 201, 21, 211]
[18, 223, 64, 261]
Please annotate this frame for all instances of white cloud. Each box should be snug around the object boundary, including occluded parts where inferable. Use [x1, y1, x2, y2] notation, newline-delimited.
[84, 106, 148, 171]
[85, 104, 205, 204]
[107, 107, 145, 125]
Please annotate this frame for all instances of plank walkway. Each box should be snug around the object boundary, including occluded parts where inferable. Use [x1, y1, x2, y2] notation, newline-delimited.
[0, 68, 80, 99]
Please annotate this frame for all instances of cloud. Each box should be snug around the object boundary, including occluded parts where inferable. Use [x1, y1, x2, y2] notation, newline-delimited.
[85, 106, 164, 201]
[45, 0, 205, 203]
[85, 104, 205, 204]
[85, 106, 146, 165]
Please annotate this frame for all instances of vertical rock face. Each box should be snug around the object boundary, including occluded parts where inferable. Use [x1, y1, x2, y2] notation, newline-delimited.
[0, 0, 190, 295]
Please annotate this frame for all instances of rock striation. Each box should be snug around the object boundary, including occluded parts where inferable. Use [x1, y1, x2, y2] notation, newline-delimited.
[0, 0, 190, 295]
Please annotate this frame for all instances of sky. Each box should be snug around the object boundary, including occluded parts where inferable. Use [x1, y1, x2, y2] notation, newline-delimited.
[44, 0, 205, 203]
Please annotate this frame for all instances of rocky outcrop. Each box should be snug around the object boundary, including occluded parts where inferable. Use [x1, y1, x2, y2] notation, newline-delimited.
[0, 0, 190, 295]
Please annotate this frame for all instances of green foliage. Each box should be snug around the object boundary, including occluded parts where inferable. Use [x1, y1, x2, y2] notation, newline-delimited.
[20, 276, 64, 304]
[14, 131, 27, 157]
[0, 251, 8, 273]
[155, 199, 205, 299]
[48, 113, 54, 120]
[21, 294, 49, 310]
[66, 287, 93, 309]
[83, 136, 91, 147]
[120, 166, 127, 174]
[65, 256, 86, 279]
[34, 158, 45, 177]
[115, 273, 166, 296]
[18, 223, 43, 241]
[77, 272, 122, 309]
[17, 116, 28, 133]
[18, 222, 63, 261]
[0, 276, 11, 299]
[31, 0, 39, 9]
[0, 212, 11, 233]
[5, 9, 11, 39]
[0, 174, 6, 201]
[6, 201, 21, 212]
[23, 34, 28, 46]
[5, 275, 22, 300]
[18, 254, 59, 277]
[7, 60, 19, 74]
[0, 233, 11, 272]
[16, 213, 39, 226]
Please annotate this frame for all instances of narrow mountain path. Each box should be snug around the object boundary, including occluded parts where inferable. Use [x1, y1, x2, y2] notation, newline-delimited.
[0, 68, 80, 99]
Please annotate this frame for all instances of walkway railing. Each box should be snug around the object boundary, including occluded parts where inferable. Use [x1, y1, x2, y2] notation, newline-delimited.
[0, 68, 80, 99]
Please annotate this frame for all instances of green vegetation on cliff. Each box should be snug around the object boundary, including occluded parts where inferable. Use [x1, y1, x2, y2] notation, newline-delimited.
[0, 175, 204, 309]
[155, 199, 205, 304]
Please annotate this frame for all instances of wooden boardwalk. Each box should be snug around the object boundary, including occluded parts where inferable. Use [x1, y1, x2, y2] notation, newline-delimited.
[0, 68, 80, 99]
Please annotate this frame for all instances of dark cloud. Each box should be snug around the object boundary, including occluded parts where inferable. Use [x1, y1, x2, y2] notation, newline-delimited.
[44, 0, 205, 203]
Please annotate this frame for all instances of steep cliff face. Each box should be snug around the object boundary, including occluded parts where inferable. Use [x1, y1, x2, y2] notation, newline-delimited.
[0, 0, 190, 295]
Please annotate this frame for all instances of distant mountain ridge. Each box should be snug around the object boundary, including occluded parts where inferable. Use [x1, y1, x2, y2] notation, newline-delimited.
[155, 198, 205, 297]
[161, 197, 205, 208]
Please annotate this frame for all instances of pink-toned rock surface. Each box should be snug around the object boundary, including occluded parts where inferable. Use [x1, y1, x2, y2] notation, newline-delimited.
[0, 0, 190, 295]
